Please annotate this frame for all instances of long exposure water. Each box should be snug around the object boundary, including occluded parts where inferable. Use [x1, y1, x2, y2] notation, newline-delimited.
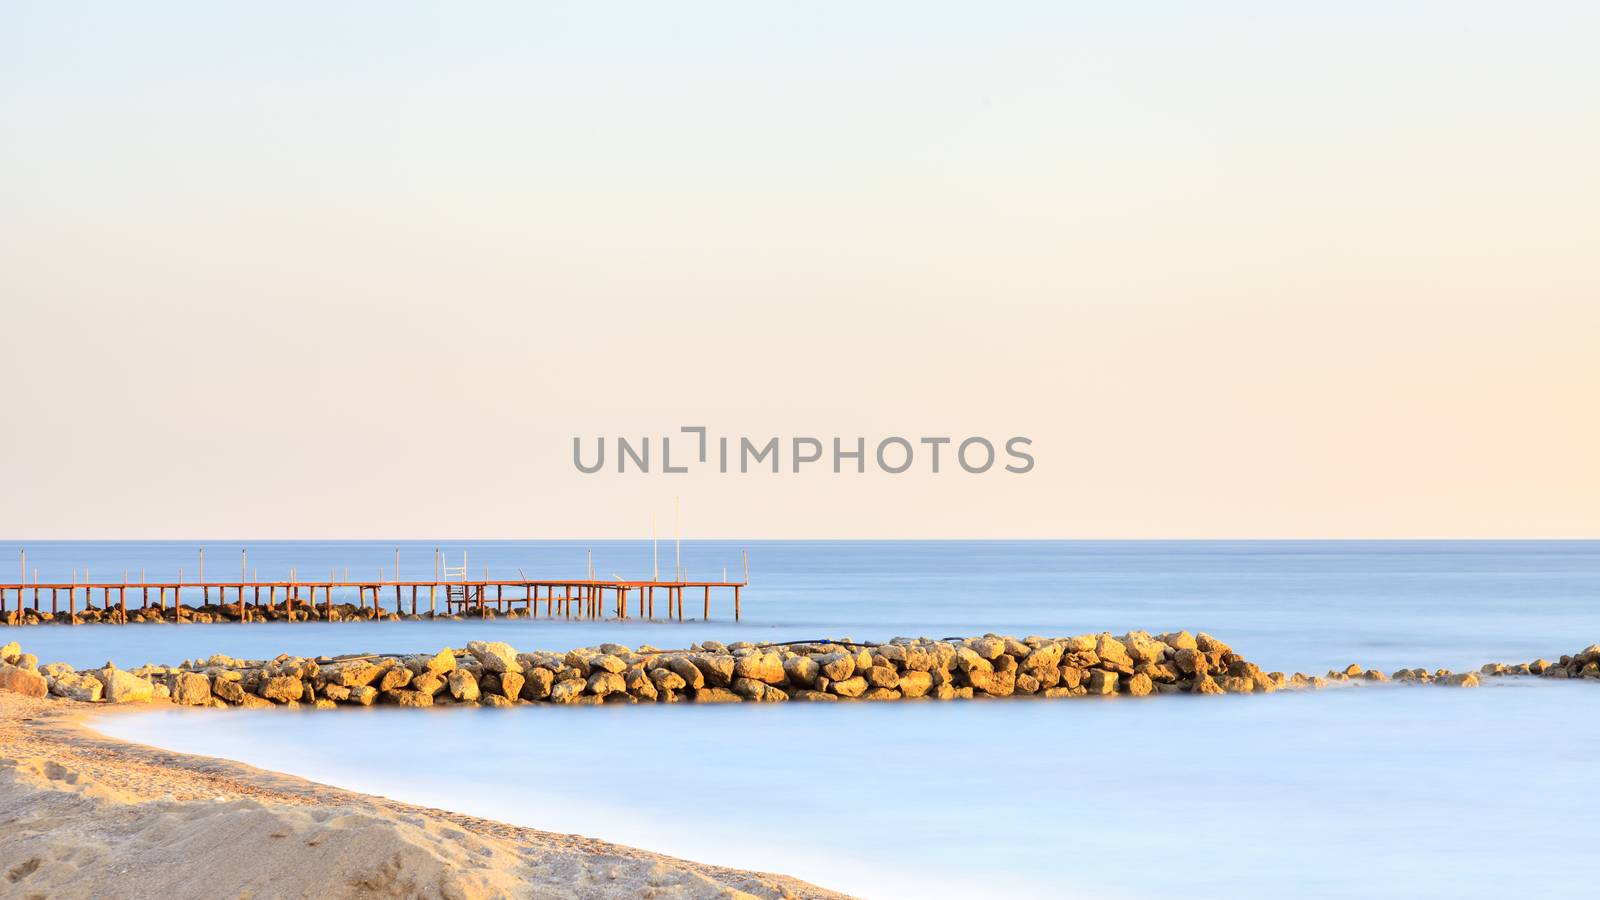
[9, 540, 1599, 898]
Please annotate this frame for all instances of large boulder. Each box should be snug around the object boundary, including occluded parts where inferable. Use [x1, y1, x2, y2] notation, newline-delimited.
[1021, 643, 1064, 671]
[377, 666, 413, 692]
[902, 645, 936, 672]
[562, 650, 592, 678]
[387, 689, 433, 708]
[897, 671, 933, 698]
[690, 654, 735, 688]
[1095, 635, 1135, 673]
[733, 651, 786, 685]
[170, 672, 212, 706]
[828, 676, 869, 698]
[326, 661, 383, 688]
[467, 641, 520, 673]
[98, 669, 154, 704]
[664, 657, 706, 690]
[521, 667, 554, 701]
[1085, 670, 1119, 695]
[259, 675, 304, 704]
[549, 679, 586, 703]
[864, 665, 900, 689]
[410, 671, 447, 696]
[1159, 631, 1199, 652]
[0, 664, 48, 699]
[967, 636, 1006, 660]
[212, 678, 247, 705]
[1218, 675, 1255, 693]
[874, 643, 907, 665]
[814, 652, 855, 681]
[587, 671, 626, 697]
[953, 647, 992, 674]
[1173, 647, 1207, 676]
[447, 669, 481, 702]
[49, 671, 104, 702]
[488, 671, 524, 699]
[1121, 631, 1167, 665]
[0, 642, 21, 665]
[588, 654, 627, 675]
[623, 668, 657, 701]
[422, 649, 456, 675]
[650, 668, 688, 692]
[968, 668, 1016, 697]
[1124, 672, 1155, 696]
[782, 655, 819, 688]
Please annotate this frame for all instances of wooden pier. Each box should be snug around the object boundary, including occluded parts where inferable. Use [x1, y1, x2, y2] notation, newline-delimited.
[0, 576, 746, 624]
[0, 549, 749, 626]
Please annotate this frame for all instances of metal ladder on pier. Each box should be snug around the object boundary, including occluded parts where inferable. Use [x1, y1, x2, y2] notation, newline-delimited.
[443, 553, 470, 612]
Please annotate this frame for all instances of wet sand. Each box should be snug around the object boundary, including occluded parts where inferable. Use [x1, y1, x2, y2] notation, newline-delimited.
[0, 693, 849, 899]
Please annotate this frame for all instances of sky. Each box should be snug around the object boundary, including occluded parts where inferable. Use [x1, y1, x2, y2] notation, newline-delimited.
[1, 2, 1597, 539]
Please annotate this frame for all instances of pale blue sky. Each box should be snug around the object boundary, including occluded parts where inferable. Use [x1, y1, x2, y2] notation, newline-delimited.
[2, 3, 1597, 537]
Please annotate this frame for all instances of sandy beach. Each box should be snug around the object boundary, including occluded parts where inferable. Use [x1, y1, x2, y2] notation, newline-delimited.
[0, 693, 848, 900]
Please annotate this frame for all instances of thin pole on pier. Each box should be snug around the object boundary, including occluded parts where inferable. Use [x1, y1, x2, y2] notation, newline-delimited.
[241, 549, 247, 584]
[177, 567, 183, 619]
[431, 548, 438, 614]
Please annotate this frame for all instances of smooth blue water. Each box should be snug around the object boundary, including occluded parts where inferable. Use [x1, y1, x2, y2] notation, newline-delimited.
[11, 541, 1600, 898]
[105, 680, 1600, 900]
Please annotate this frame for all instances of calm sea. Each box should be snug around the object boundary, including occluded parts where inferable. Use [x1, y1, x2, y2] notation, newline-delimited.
[10, 540, 1598, 898]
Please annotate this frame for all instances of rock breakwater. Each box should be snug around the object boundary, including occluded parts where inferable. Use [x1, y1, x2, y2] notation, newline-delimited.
[6, 633, 1591, 710]
[3, 601, 524, 627]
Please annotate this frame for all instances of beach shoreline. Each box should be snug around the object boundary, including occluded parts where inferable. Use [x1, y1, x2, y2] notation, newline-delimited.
[0, 692, 850, 899]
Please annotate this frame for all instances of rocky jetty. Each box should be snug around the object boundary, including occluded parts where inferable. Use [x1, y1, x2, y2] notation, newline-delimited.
[1477, 643, 1600, 681]
[0, 632, 1566, 710]
[2, 601, 519, 627]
